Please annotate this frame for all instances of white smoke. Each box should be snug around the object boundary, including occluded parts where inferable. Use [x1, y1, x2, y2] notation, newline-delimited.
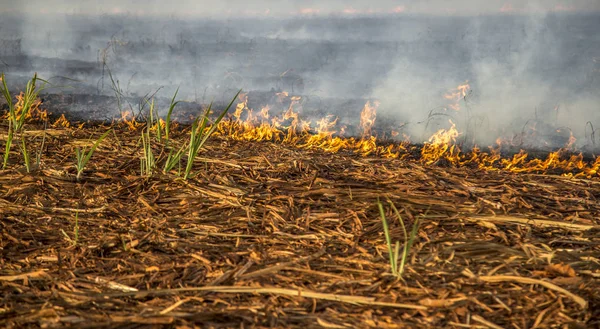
[1, 1, 599, 149]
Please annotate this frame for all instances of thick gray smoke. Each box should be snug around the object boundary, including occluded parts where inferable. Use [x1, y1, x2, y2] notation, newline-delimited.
[1, 1, 599, 150]
[372, 13, 600, 149]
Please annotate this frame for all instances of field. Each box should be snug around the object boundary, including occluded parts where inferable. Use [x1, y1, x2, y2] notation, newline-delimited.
[1, 82, 599, 328]
[1, 11, 600, 329]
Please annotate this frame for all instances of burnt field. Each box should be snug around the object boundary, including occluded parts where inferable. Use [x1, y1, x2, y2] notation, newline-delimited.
[0, 85, 600, 328]
[1, 11, 600, 329]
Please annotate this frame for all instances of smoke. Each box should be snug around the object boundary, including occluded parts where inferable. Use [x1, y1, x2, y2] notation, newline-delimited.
[1, 1, 599, 149]
[372, 12, 600, 148]
[3, 1, 600, 16]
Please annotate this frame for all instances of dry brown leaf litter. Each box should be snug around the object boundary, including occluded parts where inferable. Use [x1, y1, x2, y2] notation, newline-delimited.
[0, 123, 599, 328]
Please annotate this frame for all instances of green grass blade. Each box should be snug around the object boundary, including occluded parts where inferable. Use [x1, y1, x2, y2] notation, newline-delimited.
[76, 129, 111, 180]
[377, 199, 397, 276]
[141, 126, 156, 176]
[180, 90, 240, 179]
[182, 90, 241, 179]
[82, 129, 111, 166]
[75, 148, 84, 173]
[163, 144, 185, 173]
[36, 119, 48, 167]
[20, 137, 30, 173]
[1, 73, 14, 169]
[165, 87, 180, 141]
[388, 199, 408, 242]
[0, 73, 14, 112]
[198, 90, 241, 147]
[394, 241, 401, 275]
[16, 73, 39, 130]
[388, 199, 409, 276]
[3, 128, 13, 169]
[184, 117, 201, 179]
[1, 73, 49, 170]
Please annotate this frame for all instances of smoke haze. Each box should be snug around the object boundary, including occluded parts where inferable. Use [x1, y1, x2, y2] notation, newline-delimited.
[3, 1, 600, 15]
[1, 1, 599, 150]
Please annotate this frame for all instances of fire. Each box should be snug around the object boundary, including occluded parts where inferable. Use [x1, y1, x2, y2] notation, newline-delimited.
[218, 97, 404, 157]
[315, 115, 337, 137]
[444, 81, 470, 111]
[150, 118, 166, 133]
[52, 114, 70, 128]
[6, 81, 594, 179]
[421, 120, 461, 165]
[500, 151, 586, 174]
[359, 101, 378, 138]
[119, 111, 143, 130]
[565, 131, 577, 150]
[212, 89, 600, 178]
[8, 92, 47, 122]
[583, 157, 600, 176]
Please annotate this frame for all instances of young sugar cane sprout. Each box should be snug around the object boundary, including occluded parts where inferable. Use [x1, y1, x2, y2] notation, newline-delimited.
[1, 73, 49, 171]
[74, 129, 111, 180]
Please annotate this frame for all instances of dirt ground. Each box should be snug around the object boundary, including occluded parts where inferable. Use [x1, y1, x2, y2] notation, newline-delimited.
[1, 121, 599, 328]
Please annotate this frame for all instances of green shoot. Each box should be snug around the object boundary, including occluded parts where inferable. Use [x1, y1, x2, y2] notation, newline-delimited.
[1, 75, 14, 169]
[160, 88, 183, 174]
[389, 200, 420, 277]
[165, 87, 180, 141]
[1, 73, 48, 169]
[378, 199, 397, 276]
[140, 125, 155, 176]
[183, 90, 240, 179]
[162, 144, 184, 174]
[147, 98, 162, 142]
[377, 198, 420, 278]
[36, 119, 48, 168]
[20, 138, 31, 173]
[61, 210, 79, 246]
[183, 111, 207, 179]
[75, 129, 111, 180]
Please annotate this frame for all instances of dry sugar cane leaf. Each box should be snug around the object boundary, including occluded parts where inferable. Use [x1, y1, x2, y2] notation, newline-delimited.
[546, 263, 576, 278]
[419, 297, 468, 308]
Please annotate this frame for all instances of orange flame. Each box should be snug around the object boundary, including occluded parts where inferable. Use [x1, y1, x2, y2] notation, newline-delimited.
[52, 114, 70, 128]
[10, 92, 47, 122]
[421, 120, 461, 165]
[359, 101, 378, 138]
[444, 81, 470, 111]
[30, 83, 585, 180]
[119, 111, 142, 130]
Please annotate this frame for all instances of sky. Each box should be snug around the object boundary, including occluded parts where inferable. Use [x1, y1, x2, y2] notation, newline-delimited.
[4, 0, 600, 16]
